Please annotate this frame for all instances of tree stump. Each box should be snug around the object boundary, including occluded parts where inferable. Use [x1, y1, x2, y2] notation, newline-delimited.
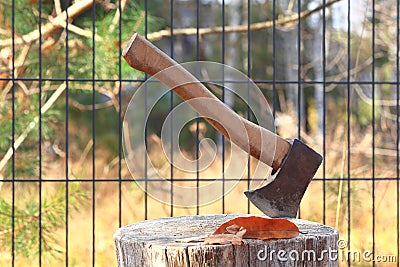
[113, 214, 338, 267]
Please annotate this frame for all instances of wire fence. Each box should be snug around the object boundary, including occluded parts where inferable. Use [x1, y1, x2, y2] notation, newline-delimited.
[0, 0, 399, 266]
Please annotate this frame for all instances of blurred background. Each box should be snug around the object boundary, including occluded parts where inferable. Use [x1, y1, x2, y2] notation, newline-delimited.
[0, 0, 399, 266]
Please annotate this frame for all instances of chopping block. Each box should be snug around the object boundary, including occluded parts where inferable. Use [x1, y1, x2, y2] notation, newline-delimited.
[113, 214, 339, 267]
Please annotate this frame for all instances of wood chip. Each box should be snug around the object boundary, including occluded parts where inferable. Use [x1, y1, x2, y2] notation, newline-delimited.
[204, 233, 243, 245]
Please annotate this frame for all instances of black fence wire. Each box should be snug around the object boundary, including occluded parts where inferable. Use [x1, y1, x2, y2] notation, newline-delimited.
[0, 0, 399, 266]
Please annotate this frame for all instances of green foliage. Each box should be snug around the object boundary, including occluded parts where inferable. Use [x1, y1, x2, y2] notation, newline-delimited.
[31, 1, 163, 82]
[354, 100, 373, 126]
[0, 94, 61, 178]
[2, 0, 53, 36]
[0, 183, 88, 258]
[0, 0, 161, 261]
[0, 0, 163, 170]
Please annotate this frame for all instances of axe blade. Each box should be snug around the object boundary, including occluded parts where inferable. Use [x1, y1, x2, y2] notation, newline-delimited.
[244, 139, 323, 218]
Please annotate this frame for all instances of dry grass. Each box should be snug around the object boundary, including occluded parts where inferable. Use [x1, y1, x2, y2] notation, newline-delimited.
[1, 111, 399, 266]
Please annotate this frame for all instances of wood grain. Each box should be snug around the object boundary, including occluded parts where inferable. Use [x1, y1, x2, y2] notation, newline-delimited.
[113, 214, 339, 267]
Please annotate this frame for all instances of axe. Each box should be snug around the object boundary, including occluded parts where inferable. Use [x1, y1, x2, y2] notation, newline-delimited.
[122, 33, 323, 218]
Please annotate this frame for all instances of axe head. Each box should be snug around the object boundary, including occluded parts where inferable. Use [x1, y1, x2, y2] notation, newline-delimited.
[244, 139, 323, 218]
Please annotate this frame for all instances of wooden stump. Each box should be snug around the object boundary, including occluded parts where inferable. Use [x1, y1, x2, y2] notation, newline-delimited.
[113, 214, 339, 267]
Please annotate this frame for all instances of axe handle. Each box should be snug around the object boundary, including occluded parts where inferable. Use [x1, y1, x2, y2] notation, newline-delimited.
[122, 33, 291, 170]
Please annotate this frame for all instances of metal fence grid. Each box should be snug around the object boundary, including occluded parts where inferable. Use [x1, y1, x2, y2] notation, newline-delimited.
[0, 0, 399, 266]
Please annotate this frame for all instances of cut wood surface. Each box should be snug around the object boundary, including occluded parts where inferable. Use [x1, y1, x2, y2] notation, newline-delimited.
[113, 214, 339, 267]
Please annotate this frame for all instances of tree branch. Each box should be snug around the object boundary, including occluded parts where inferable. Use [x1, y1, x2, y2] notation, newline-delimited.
[0, 83, 66, 175]
[0, 0, 95, 47]
[147, 0, 341, 41]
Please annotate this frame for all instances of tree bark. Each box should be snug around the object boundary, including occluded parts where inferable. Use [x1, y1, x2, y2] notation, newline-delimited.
[277, 0, 306, 131]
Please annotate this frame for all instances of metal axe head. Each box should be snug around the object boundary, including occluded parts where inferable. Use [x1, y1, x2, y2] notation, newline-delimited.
[244, 138, 323, 218]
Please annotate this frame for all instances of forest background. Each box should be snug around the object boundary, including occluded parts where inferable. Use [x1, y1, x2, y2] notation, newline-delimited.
[0, 0, 399, 266]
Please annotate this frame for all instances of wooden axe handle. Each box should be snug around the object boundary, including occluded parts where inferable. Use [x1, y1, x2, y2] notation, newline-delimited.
[122, 33, 291, 170]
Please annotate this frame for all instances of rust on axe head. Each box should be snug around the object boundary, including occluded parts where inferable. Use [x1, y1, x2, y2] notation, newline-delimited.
[244, 138, 323, 218]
